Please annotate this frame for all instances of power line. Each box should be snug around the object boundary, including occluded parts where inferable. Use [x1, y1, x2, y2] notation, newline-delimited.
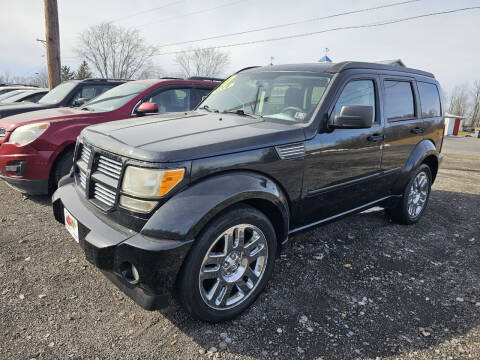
[136, 0, 249, 28]
[158, 0, 420, 48]
[157, 6, 480, 56]
[109, 0, 184, 23]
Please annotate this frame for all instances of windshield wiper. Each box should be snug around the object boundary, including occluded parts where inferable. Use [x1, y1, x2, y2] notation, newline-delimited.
[199, 105, 219, 113]
[222, 109, 261, 118]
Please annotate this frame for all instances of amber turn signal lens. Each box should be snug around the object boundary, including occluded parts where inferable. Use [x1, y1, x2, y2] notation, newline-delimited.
[158, 169, 185, 196]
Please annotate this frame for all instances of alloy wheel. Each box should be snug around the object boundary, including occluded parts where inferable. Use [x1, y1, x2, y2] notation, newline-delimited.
[199, 224, 268, 310]
[407, 171, 429, 218]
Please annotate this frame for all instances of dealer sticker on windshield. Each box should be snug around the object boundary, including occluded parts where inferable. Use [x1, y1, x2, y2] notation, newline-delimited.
[294, 111, 306, 120]
[64, 208, 79, 243]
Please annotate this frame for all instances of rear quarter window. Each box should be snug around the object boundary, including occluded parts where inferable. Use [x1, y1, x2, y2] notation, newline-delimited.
[417, 82, 441, 117]
[384, 80, 415, 121]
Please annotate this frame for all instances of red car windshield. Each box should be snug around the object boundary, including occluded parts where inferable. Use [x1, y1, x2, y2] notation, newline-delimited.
[82, 83, 149, 112]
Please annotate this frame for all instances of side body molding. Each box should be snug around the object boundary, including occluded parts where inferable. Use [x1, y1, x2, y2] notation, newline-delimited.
[391, 139, 439, 195]
[140, 171, 290, 243]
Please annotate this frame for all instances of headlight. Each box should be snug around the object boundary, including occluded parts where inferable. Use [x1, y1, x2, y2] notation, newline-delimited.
[121, 166, 185, 198]
[9, 122, 50, 146]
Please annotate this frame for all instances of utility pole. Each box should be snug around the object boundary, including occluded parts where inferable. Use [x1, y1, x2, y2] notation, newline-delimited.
[43, 0, 61, 89]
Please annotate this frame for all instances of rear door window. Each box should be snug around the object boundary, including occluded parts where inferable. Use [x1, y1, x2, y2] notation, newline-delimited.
[384, 81, 415, 121]
[417, 82, 441, 118]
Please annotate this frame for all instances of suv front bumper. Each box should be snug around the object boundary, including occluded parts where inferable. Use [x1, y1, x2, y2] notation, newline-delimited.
[52, 179, 193, 310]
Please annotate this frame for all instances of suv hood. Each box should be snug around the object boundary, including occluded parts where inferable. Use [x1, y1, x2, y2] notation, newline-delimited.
[82, 111, 306, 162]
[0, 101, 56, 119]
[0, 107, 92, 132]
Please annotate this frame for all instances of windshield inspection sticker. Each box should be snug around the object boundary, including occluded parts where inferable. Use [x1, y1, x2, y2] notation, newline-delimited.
[294, 111, 306, 120]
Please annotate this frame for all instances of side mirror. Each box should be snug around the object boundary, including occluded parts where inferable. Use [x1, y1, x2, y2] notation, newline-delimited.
[74, 97, 89, 107]
[136, 102, 158, 115]
[329, 105, 373, 129]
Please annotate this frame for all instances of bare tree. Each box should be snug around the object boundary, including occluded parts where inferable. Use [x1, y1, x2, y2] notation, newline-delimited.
[0, 69, 48, 88]
[174, 48, 229, 78]
[447, 85, 470, 117]
[75, 22, 157, 79]
[470, 80, 480, 127]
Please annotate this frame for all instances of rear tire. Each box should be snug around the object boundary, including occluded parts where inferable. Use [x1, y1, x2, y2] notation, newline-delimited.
[51, 149, 74, 193]
[177, 205, 277, 322]
[386, 164, 432, 225]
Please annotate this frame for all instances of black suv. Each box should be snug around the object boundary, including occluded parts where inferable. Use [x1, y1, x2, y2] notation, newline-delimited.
[0, 78, 126, 119]
[53, 62, 444, 322]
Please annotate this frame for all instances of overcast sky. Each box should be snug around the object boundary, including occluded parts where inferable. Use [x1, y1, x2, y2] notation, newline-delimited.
[1, 0, 479, 93]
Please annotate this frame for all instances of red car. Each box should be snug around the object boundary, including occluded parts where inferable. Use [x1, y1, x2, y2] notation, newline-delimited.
[0, 78, 219, 195]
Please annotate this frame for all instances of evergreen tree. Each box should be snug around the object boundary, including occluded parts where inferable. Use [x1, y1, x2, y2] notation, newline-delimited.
[61, 65, 76, 81]
[76, 60, 92, 79]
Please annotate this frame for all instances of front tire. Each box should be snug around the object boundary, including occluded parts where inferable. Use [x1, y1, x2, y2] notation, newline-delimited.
[51, 149, 74, 193]
[177, 205, 277, 322]
[387, 164, 432, 225]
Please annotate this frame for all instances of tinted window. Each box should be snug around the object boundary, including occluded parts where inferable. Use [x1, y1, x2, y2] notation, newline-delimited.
[334, 80, 375, 122]
[418, 82, 441, 117]
[194, 88, 213, 107]
[384, 81, 415, 121]
[38, 81, 78, 104]
[70, 85, 115, 105]
[147, 88, 191, 113]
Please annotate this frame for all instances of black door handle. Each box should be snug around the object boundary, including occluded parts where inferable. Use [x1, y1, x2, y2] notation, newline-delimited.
[367, 134, 384, 142]
[411, 127, 425, 134]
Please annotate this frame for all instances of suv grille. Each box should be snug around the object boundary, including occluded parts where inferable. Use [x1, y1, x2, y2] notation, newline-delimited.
[0, 128, 6, 137]
[80, 146, 91, 163]
[97, 155, 122, 180]
[75, 143, 123, 210]
[94, 183, 116, 207]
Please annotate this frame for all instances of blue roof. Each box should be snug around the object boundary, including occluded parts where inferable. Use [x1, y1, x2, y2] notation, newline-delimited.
[318, 55, 332, 63]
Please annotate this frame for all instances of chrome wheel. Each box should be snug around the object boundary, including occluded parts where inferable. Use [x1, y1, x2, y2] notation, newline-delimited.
[407, 171, 429, 218]
[199, 224, 268, 310]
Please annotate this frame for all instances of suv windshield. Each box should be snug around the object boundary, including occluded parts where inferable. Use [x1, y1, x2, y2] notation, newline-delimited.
[200, 71, 331, 123]
[38, 81, 77, 105]
[82, 82, 149, 112]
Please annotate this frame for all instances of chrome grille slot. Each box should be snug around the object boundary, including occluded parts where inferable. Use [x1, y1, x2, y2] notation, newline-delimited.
[93, 183, 116, 207]
[97, 155, 122, 180]
[0, 128, 6, 137]
[79, 170, 87, 190]
[80, 146, 91, 164]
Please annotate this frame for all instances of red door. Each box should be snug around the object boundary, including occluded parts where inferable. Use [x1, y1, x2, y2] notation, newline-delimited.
[453, 118, 461, 135]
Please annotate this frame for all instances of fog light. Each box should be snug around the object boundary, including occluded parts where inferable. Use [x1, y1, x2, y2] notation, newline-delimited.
[120, 262, 140, 285]
[5, 160, 26, 175]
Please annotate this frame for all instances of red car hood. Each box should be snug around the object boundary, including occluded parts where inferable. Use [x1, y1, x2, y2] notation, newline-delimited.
[0, 107, 93, 132]
[0, 107, 109, 145]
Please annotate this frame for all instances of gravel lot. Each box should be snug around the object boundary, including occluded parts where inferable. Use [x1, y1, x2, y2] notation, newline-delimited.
[1, 137, 479, 360]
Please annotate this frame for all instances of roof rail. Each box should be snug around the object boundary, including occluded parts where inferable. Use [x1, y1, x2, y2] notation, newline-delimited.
[160, 77, 184, 80]
[188, 76, 224, 82]
[326, 61, 434, 78]
[83, 78, 132, 82]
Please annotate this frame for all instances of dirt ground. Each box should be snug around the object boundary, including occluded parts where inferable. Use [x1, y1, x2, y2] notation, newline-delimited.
[0, 136, 479, 360]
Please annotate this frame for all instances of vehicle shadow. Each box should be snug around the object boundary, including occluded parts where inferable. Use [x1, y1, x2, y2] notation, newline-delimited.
[25, 194, 51, 206]
[163, 188, 480, 359]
